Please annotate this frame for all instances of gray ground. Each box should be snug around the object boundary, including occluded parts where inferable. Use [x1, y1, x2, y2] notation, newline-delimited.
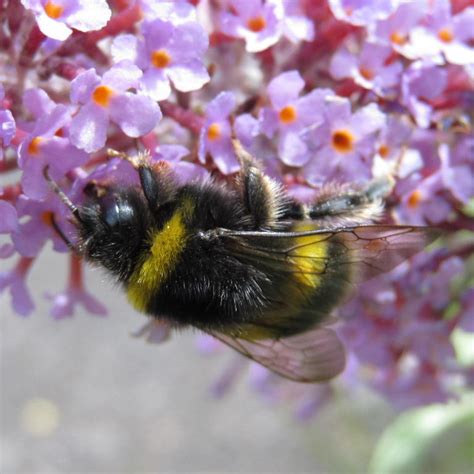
[1, 247, 393, 473]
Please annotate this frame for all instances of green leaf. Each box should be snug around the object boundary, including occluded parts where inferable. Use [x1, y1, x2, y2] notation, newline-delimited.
[369, 397, 474, 474]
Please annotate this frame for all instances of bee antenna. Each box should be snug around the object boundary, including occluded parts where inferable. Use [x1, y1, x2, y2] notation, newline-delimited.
[43, 166, 82, 222]
[50, 213, 79, 253]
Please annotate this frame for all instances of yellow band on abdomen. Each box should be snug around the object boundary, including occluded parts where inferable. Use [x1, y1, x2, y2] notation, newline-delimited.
[290, 223, 328, 290]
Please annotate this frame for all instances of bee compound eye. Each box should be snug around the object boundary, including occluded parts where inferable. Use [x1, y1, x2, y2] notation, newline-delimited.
[102, 199, 135, 228]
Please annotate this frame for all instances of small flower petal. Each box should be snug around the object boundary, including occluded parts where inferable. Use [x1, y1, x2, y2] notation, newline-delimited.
[70, 69, 101, 105]
[268, 70, 305, 109]
[66, 0, 111, 33]
[111, 34, 139, 63]
[141, 68, 171, 101]
[206, 92, 236, 120]
[0, 201, 18, 233]
[109, 93, 161, 138]
[36, 12, 72, 40]
[70, 102, 109, 153]
[167, 60, 210, 93]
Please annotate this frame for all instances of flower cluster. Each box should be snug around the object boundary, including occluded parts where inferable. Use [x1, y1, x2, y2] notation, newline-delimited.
[1, 0, 473, 419]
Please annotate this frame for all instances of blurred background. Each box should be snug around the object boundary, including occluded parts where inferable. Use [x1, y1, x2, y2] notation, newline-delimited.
[1, 246, 473, 473]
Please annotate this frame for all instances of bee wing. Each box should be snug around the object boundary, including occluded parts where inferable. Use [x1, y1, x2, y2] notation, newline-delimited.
[216, 224, 440, 284]
[331, 225, 440, 282]
[205, 225, 438, 382]
[210, 326, 346, 383]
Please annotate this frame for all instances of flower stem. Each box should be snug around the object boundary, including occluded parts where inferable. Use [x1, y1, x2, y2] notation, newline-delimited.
[16, 256, 35, 276]
[160, 101, 204, 134]
[70, 254, 83, 290]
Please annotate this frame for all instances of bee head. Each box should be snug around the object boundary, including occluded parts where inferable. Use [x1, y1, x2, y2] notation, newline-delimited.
[77, 188, 151, 282]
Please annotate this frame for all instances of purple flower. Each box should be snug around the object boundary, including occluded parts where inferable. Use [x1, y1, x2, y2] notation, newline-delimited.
[458, 289, 474, 333]
[0, 108, 15, 154]
[111, 18, 209, 101]
[369, 1, 429, 58]
[338, 247, 466, 410]
[140, 0, 197, 24]
[0, 200, 18, 234]
[372, 116, 419, 180]
[1, 0, 472, 420]
[0, 257, 35, 316]
[438, 142, 474, 205]
[220, 0, 282, 53]
[234, 112, 282, 180]
[21, 0, 111, 41]
[70, 63, 162, 153]
[131, 318, 173, 344]
[152, 144, 210, 184]
[401, 60, 447, 128]
[18, 90, 89, 200]
[44, 254, 107, 318]
[1, 85, 16, 159]
[70, 157, 139, 203]
[398, 310, 456, 367]
[330, 42, 403, 97]
[198, 91, 240, 175]
[419, 256, 464, 311]
[394, 173, 451, 226]
[0, 243, 15, 259]
[48, 287, 103, 320]
[293, 385, 333, 421]
[47, 286, 107, 319]
[247, 363, 334, 421]
[340, 304, 400, 368]
[210, 357, 248, 398]
[409, 2, 474, 65]
[11, 194, 71, 257]
[285, 183, 318, 203]
[304, 99, 386, 184]
[220, 0, 314, 53]
[328, 0, 400, 26]
[388, 133, 471, 225]
[280, 0, 315, 44]
[373, 363, 453, 410]
[260, 71, 334, 167]
[195, 334, 225, 355]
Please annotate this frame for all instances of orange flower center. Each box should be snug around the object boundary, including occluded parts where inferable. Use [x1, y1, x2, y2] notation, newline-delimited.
[438, 28, 454, 43]
[408, 190, 422, 208]
[390, 31, 407, 45]
[279, 105, 297, 124]
[378, 144, 390, 158]
[207, 123, 221, 141]
[331, 129, 354, 153]
[247, 15, 266, 32]
[28, 137, 43, 155]
[92, 85, 114, 107]
[41, 211, 55, 227]
[359, 67, 374, 81]
[151, 49, 171, 68]
[44, 1, 64, 19]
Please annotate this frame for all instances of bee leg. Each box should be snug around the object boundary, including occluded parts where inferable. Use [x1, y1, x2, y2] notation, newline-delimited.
[232, 138, 288, 228]
[107, 149, 174, 211]
[308, 177, 394, 226]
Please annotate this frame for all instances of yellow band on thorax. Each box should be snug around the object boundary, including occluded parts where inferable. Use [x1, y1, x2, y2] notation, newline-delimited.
[127, 198, 193, 312]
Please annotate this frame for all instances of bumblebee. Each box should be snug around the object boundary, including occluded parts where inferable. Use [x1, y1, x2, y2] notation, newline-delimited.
[45, 139, 437, 383]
